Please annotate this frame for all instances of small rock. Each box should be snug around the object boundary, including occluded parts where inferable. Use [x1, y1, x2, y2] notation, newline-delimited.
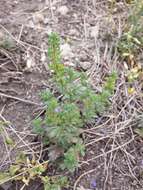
[79, 51, 88, 62]
[33, 13, 44, 24]
[44, 17, 49, 25]
[73, 13, 78, 19]
[57, 5, 69, 16]
[24, 30, 28, 35]
[60, 43, 73, 58]
[69, 28, 78, 35]
[90, 25, 99, 39]
[14, 0, 18, 4]
[28, 19, 35, 28]
[25, 48, 35, 71]
[79, 61, 92, 71]
[45, 26, 52, 35]
[64, 61, 75, 67]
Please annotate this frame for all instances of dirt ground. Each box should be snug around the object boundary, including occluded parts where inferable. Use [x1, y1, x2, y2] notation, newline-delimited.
[0, 0, 143, 190]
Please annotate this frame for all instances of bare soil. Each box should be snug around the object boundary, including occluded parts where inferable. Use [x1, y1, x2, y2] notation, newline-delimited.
[0, 0, 143, 190]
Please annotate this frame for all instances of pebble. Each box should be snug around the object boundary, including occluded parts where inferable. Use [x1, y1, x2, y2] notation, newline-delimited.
[79, 61, 92, 71]
[60, 43, 73, 58]
[44, 17, 49, 25]
[33, 13, 44, 24]
[14, 0, 18, 4]
[69, 28, 78, 36]
[57, 5, 69, 16]
[90, 25, 99, 38]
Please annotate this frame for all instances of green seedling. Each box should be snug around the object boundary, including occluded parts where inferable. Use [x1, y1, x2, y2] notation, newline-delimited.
[42, 176, 68, 190]
[33, 33, 117, 172]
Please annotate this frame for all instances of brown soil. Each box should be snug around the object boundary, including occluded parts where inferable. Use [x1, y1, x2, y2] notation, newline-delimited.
[0, 0, 143, 190]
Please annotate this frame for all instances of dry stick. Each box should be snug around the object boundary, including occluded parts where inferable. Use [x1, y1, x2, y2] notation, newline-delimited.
[0, 49, 18, 71]
[0, 92, 42, 106]
[0, 135, 38, 169]
[74, 164, 104, 190]
[85, 135, 110, 147]
[0, 24, 46, 52]
[0, 114, 34, 153]
[83, 117, 112, 132]
[0, 133, 31, 169]
[116, 139, 139, 182]
[38, 142, 44, 162]
[49, 0, 54, 20]
[6, 128, 36, 136]
[125, 153, 140, 183]
[80, 138, 134, 166]
[17, 24, 24, 44]
[103, 122, 117, 189]
[117, 95, 135, 118]
[0, 106, 12, 164]
[74, 138, 134, 190]
[0, 105, 37, 168]
[107, 150, 118, 190]
[74, 169, 97, 190]
[20, 184, 26, 190]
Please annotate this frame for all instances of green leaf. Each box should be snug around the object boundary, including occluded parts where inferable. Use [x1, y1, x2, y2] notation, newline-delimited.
[33, 118, 44, 135]
[15, 152, 27, 164]
[134, 128, 143, 138]
[0, 172, 11, 184]
[9, 165, 21, 176]
[41, 90, 53, 102]
[5, 137, 14, 146]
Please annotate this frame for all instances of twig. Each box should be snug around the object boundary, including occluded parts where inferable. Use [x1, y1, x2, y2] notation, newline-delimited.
[80, 138, 134, 166]
[73, 164, 104, 190]
[0, 92, 42, 106]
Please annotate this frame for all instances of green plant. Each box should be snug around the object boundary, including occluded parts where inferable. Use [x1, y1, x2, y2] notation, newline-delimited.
[0, 152, 68, 190]
[42, 175, 68, 190]
[0, 34, 16, 50]
[33, 33, 117, 172]
[60, 142, 85, 172]
[118, 1, 143, 60]
[0, 120, 14, 146]
[134, 115, 143, 138]
[0, 152, 48, 188]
